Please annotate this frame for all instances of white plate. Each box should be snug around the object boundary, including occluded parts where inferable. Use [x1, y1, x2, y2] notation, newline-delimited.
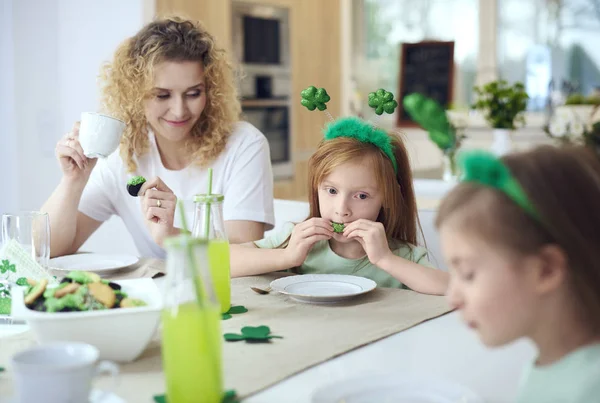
[312, 374, 485, 403]
[270, 274, 377, 303]
[49, 253, 139, 275]
[7, 389, 125, 403]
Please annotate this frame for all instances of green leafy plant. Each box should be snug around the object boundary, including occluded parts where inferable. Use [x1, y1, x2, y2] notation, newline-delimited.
[472, 80, 529, 130]
[565, 93, 600, 106]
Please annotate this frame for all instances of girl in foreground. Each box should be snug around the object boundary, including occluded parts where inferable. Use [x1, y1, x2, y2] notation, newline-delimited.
[437, 146, 600, 402]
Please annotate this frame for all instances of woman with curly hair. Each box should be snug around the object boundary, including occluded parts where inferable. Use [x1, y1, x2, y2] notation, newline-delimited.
[42, 17, 275, 258]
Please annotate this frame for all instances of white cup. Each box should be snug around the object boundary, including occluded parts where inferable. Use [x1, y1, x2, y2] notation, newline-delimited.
[79, 112, 125, 158]
[11, 342, 119, 403]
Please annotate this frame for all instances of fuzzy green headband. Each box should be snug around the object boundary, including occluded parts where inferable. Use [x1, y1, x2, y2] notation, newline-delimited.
[323, 117, 398, 174]
[460, 150, 540, 220]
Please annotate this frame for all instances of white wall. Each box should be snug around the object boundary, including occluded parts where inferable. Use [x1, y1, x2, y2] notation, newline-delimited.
[0, 0, 19, 215]
[3, 0, 151, 255]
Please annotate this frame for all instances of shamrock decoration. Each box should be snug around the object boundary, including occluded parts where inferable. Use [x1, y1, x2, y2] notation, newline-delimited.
[221, 305, 248, 320]
[0, 367, 4, 372]
[403, 93, 457, 151]
[301, 86, 330, 111]
[224, 325, 282, 343]
[153, 390, 239, 403]
[0, 260, 16, 275]
[15, 277, 28, 286]
[222, 390, 241, 403]
[368, 89, 398, 115]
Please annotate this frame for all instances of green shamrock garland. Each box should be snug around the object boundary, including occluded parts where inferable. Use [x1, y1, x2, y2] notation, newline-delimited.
[221, 305, 248, 320]
[0, 260, 16, 274]
[301, 86, 331, 111]
[224, 326, 282, 343]
[153, 390, 239, 403]
[368, 89, 398, 115]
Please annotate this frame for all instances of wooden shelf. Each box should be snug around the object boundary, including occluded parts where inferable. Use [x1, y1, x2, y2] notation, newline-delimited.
[241, 99, 290, 108]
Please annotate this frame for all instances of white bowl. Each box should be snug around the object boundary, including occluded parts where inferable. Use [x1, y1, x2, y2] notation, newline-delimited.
[11, 278, 162, 362]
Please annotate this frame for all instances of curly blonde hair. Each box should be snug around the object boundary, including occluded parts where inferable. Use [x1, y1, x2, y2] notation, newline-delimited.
[99, 16, 241, 172]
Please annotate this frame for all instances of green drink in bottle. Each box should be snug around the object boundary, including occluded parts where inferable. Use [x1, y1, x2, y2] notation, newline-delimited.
[192, 193, 231, 313]
[161, 236, 223, 403]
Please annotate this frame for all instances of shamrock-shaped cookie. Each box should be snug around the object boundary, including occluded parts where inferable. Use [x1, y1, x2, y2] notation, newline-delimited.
[368, 89, 398, 115]
[301, 86, 331, 111]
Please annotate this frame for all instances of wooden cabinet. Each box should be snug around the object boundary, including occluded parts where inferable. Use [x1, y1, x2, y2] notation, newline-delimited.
[156, 0, 341, 201]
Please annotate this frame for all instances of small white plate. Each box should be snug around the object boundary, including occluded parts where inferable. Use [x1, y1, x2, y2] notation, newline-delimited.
[312, 374, 485, 403]
[270, 274, 377, 304]
[7, 389, 125, 403]
[49, 253, 139, 275]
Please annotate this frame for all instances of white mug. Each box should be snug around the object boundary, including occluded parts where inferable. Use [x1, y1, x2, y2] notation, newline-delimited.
[11, 342, 119, 403]
[79, 112, 125, 159]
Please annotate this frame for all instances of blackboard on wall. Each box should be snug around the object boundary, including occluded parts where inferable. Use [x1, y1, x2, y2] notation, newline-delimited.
[397, 41, 455, 127]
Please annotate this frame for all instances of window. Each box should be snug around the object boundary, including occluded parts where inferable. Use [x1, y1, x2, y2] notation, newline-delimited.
[351, 0, 479, 123]
[498, 0, 600, 111]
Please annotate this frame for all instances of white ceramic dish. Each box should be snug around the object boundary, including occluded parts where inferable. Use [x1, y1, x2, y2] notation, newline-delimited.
[11, 278, 162, 362]
[49, 253, 139, 276]
[270, 274, 377, 303]
[312, 374, 485, 403]
[7, 389, 125, 403]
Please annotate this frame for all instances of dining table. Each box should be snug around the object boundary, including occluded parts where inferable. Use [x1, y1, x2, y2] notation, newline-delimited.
[0, 259, 536, 403]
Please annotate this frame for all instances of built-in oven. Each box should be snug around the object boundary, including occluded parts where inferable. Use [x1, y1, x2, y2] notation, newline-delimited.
[232, 2, 292, 179]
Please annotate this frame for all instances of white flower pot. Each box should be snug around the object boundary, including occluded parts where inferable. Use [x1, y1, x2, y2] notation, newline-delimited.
[491, 129, 513, 156]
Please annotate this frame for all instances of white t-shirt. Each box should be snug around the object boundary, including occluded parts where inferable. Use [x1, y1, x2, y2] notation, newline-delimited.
[79, 122, 275, 258]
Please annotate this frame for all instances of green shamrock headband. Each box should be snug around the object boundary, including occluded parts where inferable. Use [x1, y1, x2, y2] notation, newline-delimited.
[301, 86, 399, 174]
[460, 150, 540, 220]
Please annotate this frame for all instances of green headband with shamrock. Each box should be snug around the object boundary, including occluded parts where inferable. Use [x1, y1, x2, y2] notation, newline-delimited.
[460, 150, 540, 220]
[300, 86, 399, 174]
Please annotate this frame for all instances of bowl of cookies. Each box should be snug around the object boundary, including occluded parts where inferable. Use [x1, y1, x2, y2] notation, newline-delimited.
[10, 270, 162, 362]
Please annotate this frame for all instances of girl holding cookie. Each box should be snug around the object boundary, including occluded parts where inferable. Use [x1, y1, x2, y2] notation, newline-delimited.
[42, 17, 274, 258]
[230, 117, 448, 295]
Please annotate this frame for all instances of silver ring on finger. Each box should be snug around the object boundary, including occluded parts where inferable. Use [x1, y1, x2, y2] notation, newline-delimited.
[156, 199, 162, 208]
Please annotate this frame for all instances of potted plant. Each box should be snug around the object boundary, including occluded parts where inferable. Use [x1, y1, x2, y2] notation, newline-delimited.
[545, 106, 600, 153]
[472, 80, 529, 156]
[556, 93, 599, 124]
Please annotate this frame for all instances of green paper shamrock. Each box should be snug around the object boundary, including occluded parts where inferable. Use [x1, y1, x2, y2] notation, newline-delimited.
[224, 325, 283, 343]
[15, 277, 28, 286]
[0, 367, 4, 372]
[222, 390, 241, 403]
[153, 390, 239, 403]
[332, 222, 345, 233]
[221, 305, 248, 320]
[368, 89, 398, 115]
[301, 86, 330, 111]
[0, 260, 16, 274]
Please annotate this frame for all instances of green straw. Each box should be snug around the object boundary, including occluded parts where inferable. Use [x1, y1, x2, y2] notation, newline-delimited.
[175, 200, 221, 392]
[177, 200, 205, 307]
[204, 168, 213, 239]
